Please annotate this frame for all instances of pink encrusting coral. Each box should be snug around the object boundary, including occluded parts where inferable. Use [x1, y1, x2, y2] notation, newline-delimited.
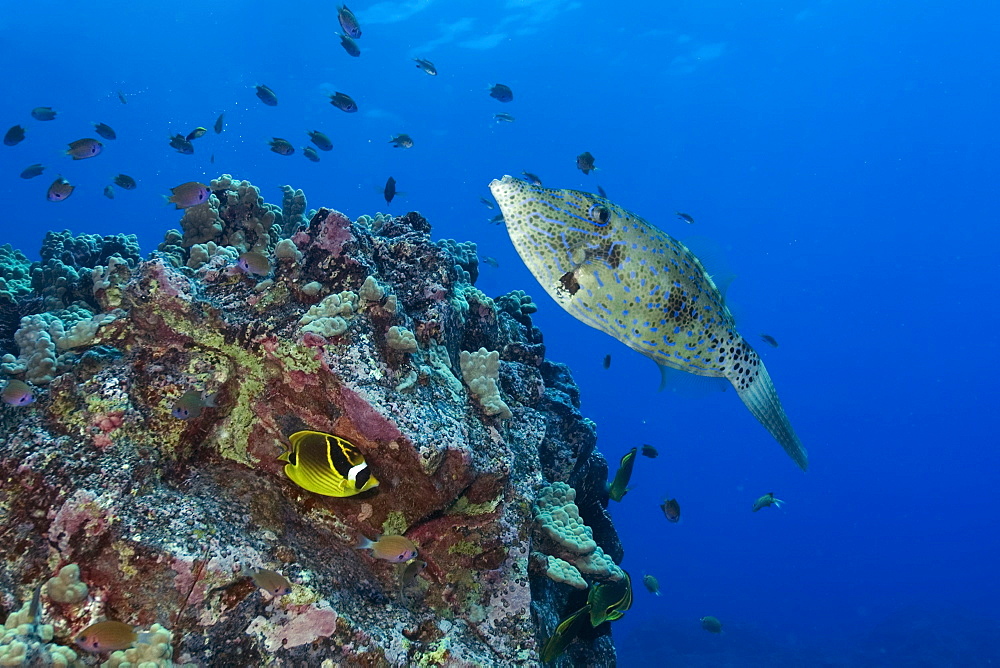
[0, 176, 623, 666]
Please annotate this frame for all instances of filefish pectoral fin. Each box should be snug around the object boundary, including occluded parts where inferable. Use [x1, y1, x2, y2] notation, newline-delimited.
[734, 362, 808, 471]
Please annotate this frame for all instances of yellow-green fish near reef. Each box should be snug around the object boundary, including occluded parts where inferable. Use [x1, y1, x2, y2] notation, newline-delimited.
[608, 447, 636, 502]
[279, 430, 379, 497]
[489, 176, 808, 470]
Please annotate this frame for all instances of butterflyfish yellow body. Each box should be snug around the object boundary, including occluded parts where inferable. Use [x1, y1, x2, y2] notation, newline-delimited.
[278, 430, 379, 497]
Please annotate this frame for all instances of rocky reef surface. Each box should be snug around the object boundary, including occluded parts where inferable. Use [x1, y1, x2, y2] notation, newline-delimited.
[0, 176, 624, 666]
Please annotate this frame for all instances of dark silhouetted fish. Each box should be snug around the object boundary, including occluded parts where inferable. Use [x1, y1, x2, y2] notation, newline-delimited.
[340, 34, 360, 57]
[268, 138, 294, 155]
[31, 107, 57, 121]
[329, 91, 357, 112]
[214, 113, 225, 134]
[308, 130, 333, 151]
[384, 176, 396, 204]
[576, 151, 596, 174]
[489, 83, 513, 102]
[255, 84, 278, 106]
[4, 125, 26, 146]
[414, 58, 437, 75]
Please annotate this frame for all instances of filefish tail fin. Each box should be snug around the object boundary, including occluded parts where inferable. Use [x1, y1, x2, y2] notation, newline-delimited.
[735, 362, 808, 471]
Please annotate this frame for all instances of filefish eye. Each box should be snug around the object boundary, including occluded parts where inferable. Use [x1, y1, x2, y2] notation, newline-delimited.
[588, 205, 611, 225]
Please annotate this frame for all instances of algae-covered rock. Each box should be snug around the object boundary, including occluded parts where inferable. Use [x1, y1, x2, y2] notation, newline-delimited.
[0, 177, 622, 667]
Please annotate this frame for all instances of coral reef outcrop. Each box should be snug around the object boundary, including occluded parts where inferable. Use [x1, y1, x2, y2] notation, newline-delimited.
[0, 176, 622, 666]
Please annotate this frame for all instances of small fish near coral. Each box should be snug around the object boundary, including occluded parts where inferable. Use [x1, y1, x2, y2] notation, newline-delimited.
[2, 379, 35, 406]
[608, 447, 637, 502]
[165, 181, 210, 209]
[249, 568, 292, 597]
[278, 430, 379, 497]
[356, 535, 418, 563]
[75, 620, 151, 652]
[237, 250, 271, 276]
[171, 389, 217, 419]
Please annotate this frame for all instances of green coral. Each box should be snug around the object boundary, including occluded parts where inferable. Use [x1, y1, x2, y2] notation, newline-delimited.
[381, 511, 409, 536]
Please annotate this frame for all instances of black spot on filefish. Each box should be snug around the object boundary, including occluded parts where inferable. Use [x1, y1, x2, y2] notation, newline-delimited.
[559, 271, 580, 296]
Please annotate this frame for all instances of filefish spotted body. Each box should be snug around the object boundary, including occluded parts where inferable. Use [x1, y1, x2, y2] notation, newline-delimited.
[279, 430, 379, 497]
[489, 176, 808, 470]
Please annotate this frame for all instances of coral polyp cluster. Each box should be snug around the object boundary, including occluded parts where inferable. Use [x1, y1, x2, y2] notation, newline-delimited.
[0, 176, 622, 666]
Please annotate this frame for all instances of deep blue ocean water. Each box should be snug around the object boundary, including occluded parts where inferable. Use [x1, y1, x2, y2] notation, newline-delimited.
[2, 1, 998, 665]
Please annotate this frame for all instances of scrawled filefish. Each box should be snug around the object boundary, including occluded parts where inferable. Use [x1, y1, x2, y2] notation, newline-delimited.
[489, 175, 807, 470]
